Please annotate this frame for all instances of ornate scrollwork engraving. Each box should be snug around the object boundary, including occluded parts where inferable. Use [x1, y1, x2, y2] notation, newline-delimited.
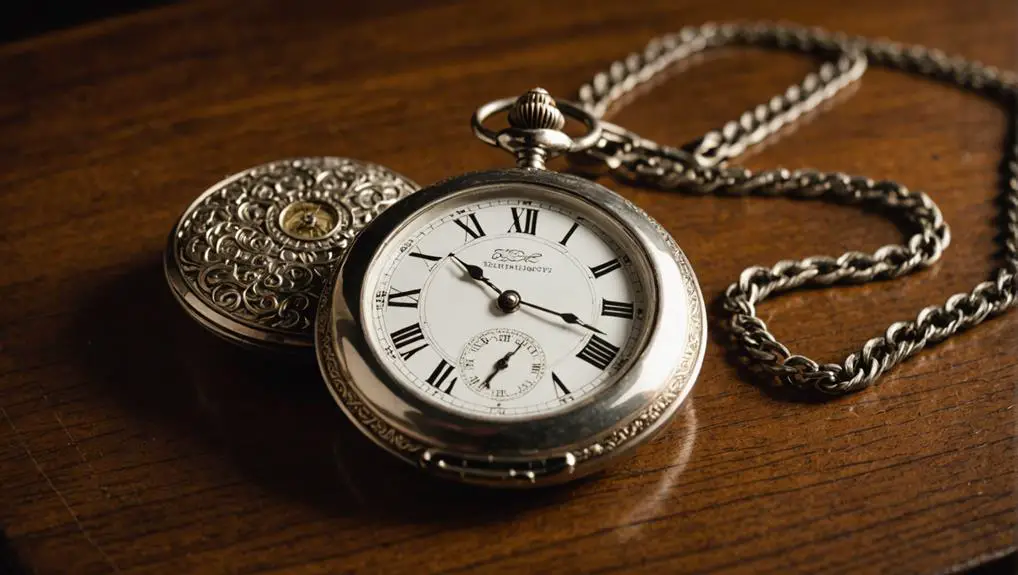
[172, 157, 417, 339]
[316, 278, 425, 456]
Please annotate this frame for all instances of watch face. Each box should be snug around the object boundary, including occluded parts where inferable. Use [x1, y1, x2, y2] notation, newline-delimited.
[361, 182, 655, 420]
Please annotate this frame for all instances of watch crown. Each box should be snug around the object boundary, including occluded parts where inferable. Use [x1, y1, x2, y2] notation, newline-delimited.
[508, 87, 566, 131]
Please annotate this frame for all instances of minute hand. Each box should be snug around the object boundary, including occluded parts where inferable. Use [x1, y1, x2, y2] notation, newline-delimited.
[518, 300, 606, 335]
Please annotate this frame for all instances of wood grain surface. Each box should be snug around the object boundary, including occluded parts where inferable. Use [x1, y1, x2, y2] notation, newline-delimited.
[1, 0, 1015, 573]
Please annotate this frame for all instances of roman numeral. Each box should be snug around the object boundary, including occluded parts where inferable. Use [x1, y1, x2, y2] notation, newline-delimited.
[559, 222, 579, 246]
[552, 372, 570, 396]
[590, 258, 622, 278]
[390, 323, 427, 360]
[600, 299, 634, 319]
[409, 251, 442, 263]
[509, 207, 538, 235]
[453, 214, 486, 240]
[425, 359, 456, 394]
[387, 288, 421, 309]
[576, 335, 619, 370]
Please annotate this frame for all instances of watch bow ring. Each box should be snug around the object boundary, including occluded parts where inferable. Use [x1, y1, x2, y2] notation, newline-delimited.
[471, 88, 604, 169]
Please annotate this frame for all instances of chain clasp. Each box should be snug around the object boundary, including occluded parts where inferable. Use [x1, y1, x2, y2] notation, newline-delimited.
[568, 121, 711, 182]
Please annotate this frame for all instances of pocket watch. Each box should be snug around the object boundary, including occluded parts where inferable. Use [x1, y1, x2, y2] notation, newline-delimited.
[164, 157, 419, 352]
[315, 89, 707, 486]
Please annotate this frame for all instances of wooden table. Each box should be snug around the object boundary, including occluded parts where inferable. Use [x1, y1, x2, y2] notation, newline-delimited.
[1, 0, 1015, 573]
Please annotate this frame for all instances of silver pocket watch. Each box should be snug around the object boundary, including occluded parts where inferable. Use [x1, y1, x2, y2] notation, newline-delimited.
[314, 89, 707, 486]
[165, 157, 419, 352]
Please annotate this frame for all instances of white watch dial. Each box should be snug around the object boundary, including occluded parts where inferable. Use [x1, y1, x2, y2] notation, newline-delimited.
[362, 185, 654, 420]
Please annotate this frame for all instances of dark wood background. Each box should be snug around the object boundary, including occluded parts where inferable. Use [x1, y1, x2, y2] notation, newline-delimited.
[1, 0, 1015, 573]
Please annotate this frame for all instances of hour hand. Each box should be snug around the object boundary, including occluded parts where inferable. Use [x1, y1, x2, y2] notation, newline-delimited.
[449, 253, 502, 294]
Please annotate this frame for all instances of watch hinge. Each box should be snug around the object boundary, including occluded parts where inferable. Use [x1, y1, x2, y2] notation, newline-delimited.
[419, 450, 577, 484]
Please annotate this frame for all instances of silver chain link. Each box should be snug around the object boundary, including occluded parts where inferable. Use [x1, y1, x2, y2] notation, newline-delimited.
[575, 22, 1018, 394]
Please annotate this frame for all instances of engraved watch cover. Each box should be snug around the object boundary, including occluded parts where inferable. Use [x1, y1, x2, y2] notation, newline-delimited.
[165, 157, 419, 352]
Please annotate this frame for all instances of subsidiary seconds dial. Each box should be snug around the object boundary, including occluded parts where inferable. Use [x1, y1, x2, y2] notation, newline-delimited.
[364, 186, 653, 420]
[459, 328, 547, 401]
